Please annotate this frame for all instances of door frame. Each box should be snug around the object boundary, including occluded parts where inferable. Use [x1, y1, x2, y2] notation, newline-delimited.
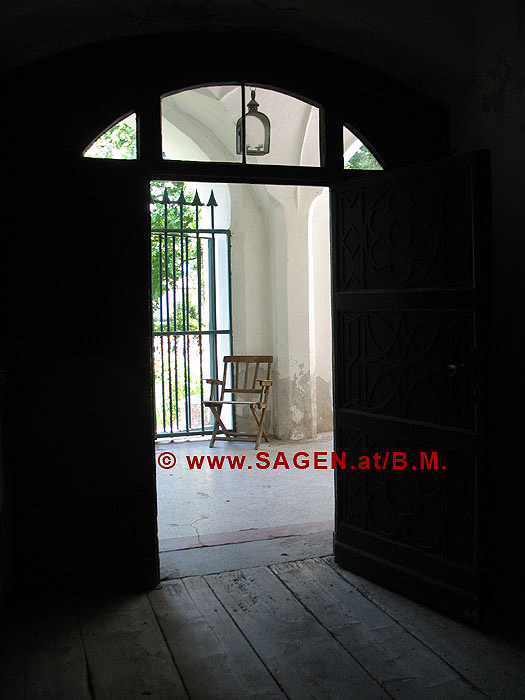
[136, 79, 459, 574]
[79, 62, 452, 591]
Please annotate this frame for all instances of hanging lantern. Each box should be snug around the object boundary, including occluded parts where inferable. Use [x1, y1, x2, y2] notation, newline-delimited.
[236, 88, 271, 156]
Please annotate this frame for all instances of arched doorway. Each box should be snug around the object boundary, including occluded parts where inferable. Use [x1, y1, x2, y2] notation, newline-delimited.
[4, 31, 485, 622]
[84, 86, 349, 547]
[84, 84, 382, 440]
[82, 71, 488, 620]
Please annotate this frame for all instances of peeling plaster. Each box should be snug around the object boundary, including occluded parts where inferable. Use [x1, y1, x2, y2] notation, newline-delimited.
[272, 367, 315, 440]
[234, 365, 323, 440]
[290, 405, 304, 424]
[315, 376, 333, 433]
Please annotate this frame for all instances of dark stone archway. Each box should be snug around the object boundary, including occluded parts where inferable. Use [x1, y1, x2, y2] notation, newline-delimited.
[0, 31, 449, 592]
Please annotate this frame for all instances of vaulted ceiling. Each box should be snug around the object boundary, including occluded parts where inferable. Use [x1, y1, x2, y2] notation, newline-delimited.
[0, 0, 484, 102]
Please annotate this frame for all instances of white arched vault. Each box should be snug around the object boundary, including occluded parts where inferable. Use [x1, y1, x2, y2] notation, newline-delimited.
[161, 85, 321, 167]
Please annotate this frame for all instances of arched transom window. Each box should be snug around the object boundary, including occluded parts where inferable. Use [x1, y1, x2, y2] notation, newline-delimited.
[82, 84, 382, 170]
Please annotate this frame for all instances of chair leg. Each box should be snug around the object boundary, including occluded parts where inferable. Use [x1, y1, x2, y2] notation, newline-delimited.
[251, 405, 269, 450]
[208, 404, 233, 447]
[209, 406, 219, 447]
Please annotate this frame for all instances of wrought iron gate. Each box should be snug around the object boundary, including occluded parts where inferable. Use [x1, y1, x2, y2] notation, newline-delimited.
[150, 181, 232, 437]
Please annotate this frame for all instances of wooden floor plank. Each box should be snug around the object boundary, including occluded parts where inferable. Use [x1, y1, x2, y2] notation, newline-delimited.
[0, 595, 92, 700]
[327, 558, 525, 700]
[272, 558, 485, 700]
[0, 605, 27, 700]
[149, 577, 285, 699]
[79, 591, 188, 700]
[207, 566, 391, 700]
[4, 553, 523, 700]
[22, 595, 92, 700]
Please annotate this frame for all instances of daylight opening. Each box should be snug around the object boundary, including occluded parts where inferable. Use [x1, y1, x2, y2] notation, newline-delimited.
[80, 90, 385, 550]
[155, 182, 335, 546]
[83, 113, 137, 159]
[343, 125, 382, 169]
[150, 181, 233, 437]
[161, 85, 320, 166]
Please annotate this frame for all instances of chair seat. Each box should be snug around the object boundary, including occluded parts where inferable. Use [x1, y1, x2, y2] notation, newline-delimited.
[204, 400, 260, 406]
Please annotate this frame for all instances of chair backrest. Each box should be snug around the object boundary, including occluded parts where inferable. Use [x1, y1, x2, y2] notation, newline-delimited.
[220, 355, 273, 396]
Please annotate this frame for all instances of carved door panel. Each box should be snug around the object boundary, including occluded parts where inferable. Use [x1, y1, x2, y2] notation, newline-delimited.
[331, 152, 490, 621]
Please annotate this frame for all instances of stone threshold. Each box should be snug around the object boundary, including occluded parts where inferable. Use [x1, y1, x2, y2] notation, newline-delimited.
[159, 519, 334, 552]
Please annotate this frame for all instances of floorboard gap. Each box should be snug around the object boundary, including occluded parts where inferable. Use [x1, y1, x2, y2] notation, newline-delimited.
[202, 572, 291, 700]
[145, 590, 191, 699]
[269, 564, 397, 700]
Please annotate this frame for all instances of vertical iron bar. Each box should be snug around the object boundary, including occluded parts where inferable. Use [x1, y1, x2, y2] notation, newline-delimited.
[184, 232, 191, 429]
[226, 227, 234, 432]
[179, 192, 189, 431]
[227, 228, 233, 357]
[164, 191, 174, 432]
[208, 239, 217, 382]
[209, 196, 218, 376]
[241, 83, 247, 165]
[172, 232, 179, 430]
[208, 196, 222, 430]
[158, 225, 166, 433]
[195, 200, 205, 433]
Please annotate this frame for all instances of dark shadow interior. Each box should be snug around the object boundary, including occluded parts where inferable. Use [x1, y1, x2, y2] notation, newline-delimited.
[1, 3, 524, 683]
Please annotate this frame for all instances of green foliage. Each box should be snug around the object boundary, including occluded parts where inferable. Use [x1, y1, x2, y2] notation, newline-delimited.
[345, 144, 382, 170]
[84, 118, 136, 159]
[154, 339, 204, 432]
[150, 181, 201, 333]
[150, 181, 207, 427]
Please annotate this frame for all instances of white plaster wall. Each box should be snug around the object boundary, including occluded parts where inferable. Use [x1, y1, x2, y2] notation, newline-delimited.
[308, 189, 333, 433]
[229, 184, 273, 356]
[229, 183, 331, 440]
[268, 185, 314, 439]
[162, 87, 240, 161]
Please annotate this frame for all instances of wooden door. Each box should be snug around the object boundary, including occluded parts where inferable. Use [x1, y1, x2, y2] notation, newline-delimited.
[331, 152, 490, 621]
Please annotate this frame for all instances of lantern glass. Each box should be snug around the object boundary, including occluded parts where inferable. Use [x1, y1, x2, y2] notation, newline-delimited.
[236, 88, 271, 157]
[246, 113, 269, 155]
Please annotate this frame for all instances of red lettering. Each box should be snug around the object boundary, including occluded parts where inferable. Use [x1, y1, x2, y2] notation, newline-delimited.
[393, 452, 407, 469]
[255, 452, 270, 469]
[314, 452, 328, 469]
[358, 456, 370, 470]
[187, 455, 204, 470]
[420, 452, 438, 469]
[273, 452, 290, 469]
[293, 452, 309, 469]
[331, 452, 346, 470]
[227, 455, 245, 469]
[207, 455, 225, 469]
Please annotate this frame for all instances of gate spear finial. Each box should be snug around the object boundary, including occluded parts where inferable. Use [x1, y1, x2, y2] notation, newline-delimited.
[192, 190, 203, 207]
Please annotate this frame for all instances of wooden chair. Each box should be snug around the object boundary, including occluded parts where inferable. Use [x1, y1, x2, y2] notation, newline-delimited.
[204, 355, 273, 449]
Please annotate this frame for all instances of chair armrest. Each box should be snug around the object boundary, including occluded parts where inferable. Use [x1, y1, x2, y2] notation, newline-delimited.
[206, 378, 224, 401]
[257, 379, 272, 408]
